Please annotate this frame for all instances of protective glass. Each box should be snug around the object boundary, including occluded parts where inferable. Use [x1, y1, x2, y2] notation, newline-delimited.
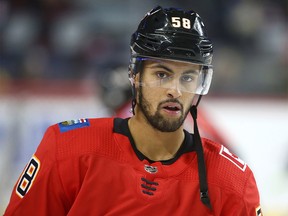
[133, 57, 213, 95]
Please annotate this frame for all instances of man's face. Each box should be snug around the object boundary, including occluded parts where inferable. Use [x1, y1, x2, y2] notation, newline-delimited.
[136, 58, 201, 132]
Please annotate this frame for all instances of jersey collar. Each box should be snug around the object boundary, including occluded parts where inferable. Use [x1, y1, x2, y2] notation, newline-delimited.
[113, 118, 196, 165]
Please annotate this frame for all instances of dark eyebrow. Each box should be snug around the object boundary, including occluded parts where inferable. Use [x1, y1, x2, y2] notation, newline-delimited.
[182, 70, 200, 75]
[148, 64, 173, 73]
[148, 64, 200, 75]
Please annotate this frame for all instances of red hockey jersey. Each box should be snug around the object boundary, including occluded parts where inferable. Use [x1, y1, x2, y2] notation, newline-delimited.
[4, 118, 262, 215]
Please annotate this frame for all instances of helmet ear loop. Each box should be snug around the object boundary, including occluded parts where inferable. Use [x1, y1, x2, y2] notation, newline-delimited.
[129, 70, 137, 115]
[131, 84, 137, 115]
[191, 94, 202, 108]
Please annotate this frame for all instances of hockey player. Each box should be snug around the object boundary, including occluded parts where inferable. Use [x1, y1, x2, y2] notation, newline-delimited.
[4, 6, 262, 215]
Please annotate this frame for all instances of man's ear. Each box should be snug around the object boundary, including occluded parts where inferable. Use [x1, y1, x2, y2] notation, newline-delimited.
[129, 72, 140, 87]
[128, 70, 135, 86]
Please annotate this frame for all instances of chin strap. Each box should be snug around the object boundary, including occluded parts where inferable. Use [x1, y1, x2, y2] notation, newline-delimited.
[190, 95, 212, 210]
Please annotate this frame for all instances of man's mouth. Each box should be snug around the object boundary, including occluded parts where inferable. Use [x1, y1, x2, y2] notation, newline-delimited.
[164, 106, 180, 111]
[161, 102, 182, 112]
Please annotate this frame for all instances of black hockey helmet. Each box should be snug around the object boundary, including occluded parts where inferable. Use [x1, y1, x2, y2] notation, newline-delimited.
[129, 5, 213, 75]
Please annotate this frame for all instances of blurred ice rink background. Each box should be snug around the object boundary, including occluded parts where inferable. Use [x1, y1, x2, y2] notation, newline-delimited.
[0, 0, 287, 215]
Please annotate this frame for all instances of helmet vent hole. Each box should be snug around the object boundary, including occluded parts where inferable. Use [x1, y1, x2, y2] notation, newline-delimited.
[198, 40, 213, 54]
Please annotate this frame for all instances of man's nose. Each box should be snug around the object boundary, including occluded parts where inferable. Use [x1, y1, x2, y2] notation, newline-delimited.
[166, 80, 182, 98]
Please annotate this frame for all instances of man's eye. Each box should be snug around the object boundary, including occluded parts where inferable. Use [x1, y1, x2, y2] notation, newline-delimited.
[156, 72, 168, 79]
[181, 74, 195, 82]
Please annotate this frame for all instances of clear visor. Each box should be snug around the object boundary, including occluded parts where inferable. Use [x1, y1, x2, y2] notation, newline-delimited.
[132, 57, 213, 95]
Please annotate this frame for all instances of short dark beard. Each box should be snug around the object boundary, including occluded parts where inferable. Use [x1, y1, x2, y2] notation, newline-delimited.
[138, 87, 190, 132]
